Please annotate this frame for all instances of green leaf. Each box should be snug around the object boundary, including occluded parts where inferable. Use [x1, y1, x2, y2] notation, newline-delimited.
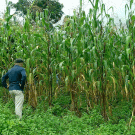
[126, 36, 131, 48]
[42, 19, 49, 30]
[130, 0, 133, 9]
[126, 48, 131, 59]
[26, 58, 30, 75]
[125, 4, 129, 16]
[65, 76, 69, 86]
[59, 61, 64, 70]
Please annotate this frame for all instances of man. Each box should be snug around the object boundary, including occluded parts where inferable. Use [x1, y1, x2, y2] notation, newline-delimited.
[2, 59, 26, 119]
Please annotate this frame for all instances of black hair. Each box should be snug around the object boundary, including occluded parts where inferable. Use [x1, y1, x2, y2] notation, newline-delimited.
[15, 59, 24, 63]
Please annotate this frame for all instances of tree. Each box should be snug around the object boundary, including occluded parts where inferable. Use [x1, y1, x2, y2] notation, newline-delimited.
[10, 0, 64, 23]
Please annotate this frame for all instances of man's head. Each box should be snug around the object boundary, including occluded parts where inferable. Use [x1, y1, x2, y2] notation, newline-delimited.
[15, 59, 24, 67]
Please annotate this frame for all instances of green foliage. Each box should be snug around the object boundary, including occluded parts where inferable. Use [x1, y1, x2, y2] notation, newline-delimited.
[81, 109, 104, 127]
[109, 101, 132, 124]
[10, 0, 64, 23]
[0, 99, 135, 134]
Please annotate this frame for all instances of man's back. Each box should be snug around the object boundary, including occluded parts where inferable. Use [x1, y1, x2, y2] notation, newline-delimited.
[2, 65, 26, 91]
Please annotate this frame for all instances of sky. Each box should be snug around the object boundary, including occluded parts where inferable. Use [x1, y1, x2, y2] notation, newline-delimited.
[0, 0, 134, 25]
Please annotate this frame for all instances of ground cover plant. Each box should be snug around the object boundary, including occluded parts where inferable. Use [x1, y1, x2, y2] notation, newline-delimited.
[0, 94, 135, 135]
[0, 0, 135, 134]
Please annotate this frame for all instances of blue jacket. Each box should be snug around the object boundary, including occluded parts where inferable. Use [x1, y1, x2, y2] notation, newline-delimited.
[2, 65, 26, 91]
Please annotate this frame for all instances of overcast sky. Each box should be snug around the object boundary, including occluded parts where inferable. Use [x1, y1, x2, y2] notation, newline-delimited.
[0, 0, 134, 25]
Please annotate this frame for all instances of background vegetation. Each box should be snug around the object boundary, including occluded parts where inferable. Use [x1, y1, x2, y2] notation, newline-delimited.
[9, 0, 64, 23]
[0, 0, 135, 134]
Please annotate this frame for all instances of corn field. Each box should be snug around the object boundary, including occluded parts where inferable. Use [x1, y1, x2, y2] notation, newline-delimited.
[0, 0, 135, 120]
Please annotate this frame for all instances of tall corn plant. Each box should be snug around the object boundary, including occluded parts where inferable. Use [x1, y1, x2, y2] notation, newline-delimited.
[125, 0, 135, 125]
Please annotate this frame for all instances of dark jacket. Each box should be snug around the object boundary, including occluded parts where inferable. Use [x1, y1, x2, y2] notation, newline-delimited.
[2, 65, 26, 91]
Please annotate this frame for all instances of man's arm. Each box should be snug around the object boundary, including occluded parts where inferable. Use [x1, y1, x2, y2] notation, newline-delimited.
[2, 72, 9, 88]
[20, 69, 26, 90]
